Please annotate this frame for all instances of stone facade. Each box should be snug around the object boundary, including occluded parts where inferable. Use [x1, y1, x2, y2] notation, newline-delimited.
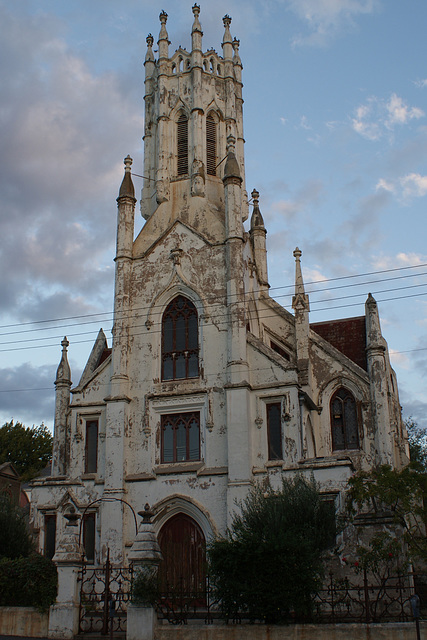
[30, 7, 408, 571]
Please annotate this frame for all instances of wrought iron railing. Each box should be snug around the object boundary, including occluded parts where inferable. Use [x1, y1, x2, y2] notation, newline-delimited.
[78, 554, 133, 634]
[156, 572, 421, 625]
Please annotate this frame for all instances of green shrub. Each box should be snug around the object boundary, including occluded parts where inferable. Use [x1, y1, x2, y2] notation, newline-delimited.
[208, 475, 336, 624]
[131, 566, 160, 606]
[0, 553, 58, 612]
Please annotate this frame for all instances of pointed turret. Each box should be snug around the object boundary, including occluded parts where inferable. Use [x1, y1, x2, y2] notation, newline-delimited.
[292, 248, 310, 387]
[158, 10, 169, 61]
[222, 14, 233, 60]
[191, 4, 203, 52]
[116, 156, 136, 260]
[249, 189, 268, 289]
[52, 337, 72, 476]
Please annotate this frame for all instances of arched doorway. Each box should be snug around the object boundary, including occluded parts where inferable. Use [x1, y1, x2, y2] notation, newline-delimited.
[158, 513, 206, 593]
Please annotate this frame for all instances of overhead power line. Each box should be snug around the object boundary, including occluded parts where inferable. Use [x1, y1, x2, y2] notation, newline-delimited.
[1, 263, 427, 341]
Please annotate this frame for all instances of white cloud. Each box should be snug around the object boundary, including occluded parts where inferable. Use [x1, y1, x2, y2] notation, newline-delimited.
[352, 94, 424, 140]
[385, 93, 424, 128]
[371, 252, 426, 270]
[414, 78, 427, 89]
[376, 173, 427, 203]
[287, 0, 379, 46]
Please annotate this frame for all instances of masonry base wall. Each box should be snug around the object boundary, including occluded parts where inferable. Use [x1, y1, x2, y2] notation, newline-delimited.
[155, 622, 425, 640]
[0, 607, 49, 637]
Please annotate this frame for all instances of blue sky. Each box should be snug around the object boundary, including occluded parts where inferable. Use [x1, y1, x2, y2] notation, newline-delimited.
[1, 0, 427, 431]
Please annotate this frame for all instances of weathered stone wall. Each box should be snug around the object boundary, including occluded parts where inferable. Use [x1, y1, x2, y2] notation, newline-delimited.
[155, 622, 425, 640]
[0, 607, 49, 637]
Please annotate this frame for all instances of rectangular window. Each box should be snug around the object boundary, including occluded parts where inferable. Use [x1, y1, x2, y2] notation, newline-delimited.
[161, 412, 200, 463]
[85, 419, 98, 473]
[44, 514, 56, 560]
[83, 513, 96, 563]
[267, 402, 283, 460]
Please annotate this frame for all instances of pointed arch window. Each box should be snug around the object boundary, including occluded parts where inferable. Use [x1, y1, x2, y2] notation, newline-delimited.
[206, 114, 216, 176]
[162, 295, 199, 380]
[330, 387, 360, 451]
[177, 113, 189, 176]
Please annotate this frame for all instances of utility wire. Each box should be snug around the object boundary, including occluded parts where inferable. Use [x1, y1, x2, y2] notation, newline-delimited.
[1, 262, 427, 334]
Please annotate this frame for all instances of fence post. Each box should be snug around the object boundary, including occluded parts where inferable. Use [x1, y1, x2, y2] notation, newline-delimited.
[48, 511, 82, 639]
[127, 505, 162, 640]
[363, 568, 370, 624]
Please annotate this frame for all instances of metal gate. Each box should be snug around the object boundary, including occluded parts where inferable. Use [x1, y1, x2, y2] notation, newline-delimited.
[78, 550, 133, 634]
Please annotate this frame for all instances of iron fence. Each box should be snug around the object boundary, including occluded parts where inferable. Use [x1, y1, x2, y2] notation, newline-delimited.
[156, 572, 421, 625]
[78, 554, 133, 635]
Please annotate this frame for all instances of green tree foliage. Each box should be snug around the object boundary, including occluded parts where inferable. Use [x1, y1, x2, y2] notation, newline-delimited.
[0, 420, 52, 481]
[406, 418, 427, 471]
[208, 475, 336, 624]
[0, 494, 34, 559]
[346, 464, 427, 564]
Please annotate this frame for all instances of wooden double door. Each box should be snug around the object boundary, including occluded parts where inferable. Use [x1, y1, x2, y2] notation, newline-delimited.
[158, 513, 206, 593]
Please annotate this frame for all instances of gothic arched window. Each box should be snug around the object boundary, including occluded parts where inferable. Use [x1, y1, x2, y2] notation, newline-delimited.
[206, 114, 216, 176]
[162, 295, 199, 380]
[177, 113, 189, 176]
[330, 387, 360, 451]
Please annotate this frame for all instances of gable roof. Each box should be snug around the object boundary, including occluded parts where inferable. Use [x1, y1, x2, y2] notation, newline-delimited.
[310, 316, 367, 371]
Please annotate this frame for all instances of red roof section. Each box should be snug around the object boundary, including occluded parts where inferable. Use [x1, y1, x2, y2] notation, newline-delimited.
[311, 316, 367, 371]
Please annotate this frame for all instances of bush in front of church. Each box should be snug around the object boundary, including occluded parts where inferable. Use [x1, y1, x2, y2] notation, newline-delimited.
[0, 494, 57, 611]
[208, 475, 336, 624]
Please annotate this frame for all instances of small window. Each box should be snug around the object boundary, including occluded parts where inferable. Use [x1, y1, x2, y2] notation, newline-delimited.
[270, 341, 290, 361]
[267, 402, 282, 460]
[206, 114, 216, 176]
[177, 113, 188, 176]
[83, 513, 96, 563]
[44, 514, 56, 560]
[331, 388, 360, 451]
[85, 420, 98, 473]
[161, 412, 200, 463]
[162, 295, 199, 381]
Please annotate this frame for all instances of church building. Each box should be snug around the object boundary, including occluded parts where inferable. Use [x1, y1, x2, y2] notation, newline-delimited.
[30, 6, 408, 585]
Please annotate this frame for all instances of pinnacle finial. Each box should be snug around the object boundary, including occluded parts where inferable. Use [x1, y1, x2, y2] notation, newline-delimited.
[232, 37, 241, 64]
[191, 3, 203, 47]
[61, 336, 69, 351]
[292, 247, 309, 312]
[118, 155, 135, 199]
[226, 134, 236, 153]
[250, 189, 265, 230]
[146, 33, 153, 47]
[223, 14, 232, 29]
[124, 155, 132, 172]
[158, 10, 170, 56]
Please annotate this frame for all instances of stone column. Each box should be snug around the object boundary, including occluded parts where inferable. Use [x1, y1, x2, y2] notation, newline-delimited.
[48, 511, 82, 639]
[127, 505, 162, 640]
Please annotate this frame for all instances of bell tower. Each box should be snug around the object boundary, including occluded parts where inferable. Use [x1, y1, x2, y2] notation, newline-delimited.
[140, 5, 248, 224]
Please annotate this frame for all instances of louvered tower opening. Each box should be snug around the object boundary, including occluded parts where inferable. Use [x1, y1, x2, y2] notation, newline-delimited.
[177, 114, 189, 176]
[206, 115, 216, 176]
